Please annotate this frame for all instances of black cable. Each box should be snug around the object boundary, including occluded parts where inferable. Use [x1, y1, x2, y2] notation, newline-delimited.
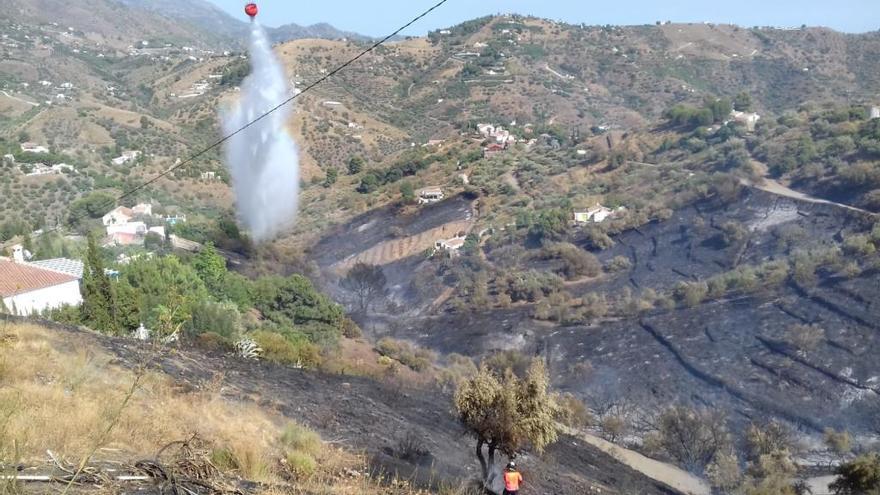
[1, 0, 449, 251]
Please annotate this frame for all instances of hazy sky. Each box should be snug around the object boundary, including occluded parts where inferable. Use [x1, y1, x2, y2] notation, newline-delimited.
[207, 0, 878, 36]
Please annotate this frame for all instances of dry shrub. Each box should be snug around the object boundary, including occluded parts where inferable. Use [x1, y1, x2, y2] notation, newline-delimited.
[556, 393, 593, 428]
[0, 323, 434, 495]
[285, 450, 317, 477]
[0, 324, 279, 482]
[281, 423, 321, 457]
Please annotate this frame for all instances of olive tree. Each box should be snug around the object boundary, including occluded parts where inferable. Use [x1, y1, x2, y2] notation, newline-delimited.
[341, 262, 387, 313]
[454, 360, 559, 485]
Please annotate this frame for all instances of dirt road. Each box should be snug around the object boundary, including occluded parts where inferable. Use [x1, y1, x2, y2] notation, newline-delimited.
[564, 428, 711, 495]
[744, 160, 876, 216]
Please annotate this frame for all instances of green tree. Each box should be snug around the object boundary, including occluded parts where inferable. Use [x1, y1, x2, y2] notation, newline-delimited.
[341, 262, 386, 313]
[357, 173, 380, 194]
[454, 360, 559, 485]
[651, 405, 732, 473]
[253, 274, 343, 330]
[831, 452, 880, 495]
[119, 255, 208, 329]
[734, 92, 753, 112]
[80, 235, 118, 334]
[68, 192, 115, 231]
[193, 243, 227, 294]
[705, 97, 733, 123]
[347, 156, 365, 175]
[322, 168, 338, 188]
[399, 181, 415, 204]
[529, 208, 569, 241]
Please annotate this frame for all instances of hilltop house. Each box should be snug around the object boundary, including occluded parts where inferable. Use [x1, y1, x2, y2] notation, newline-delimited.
[483, 143, 506, 158]
[132, 203, 152, 217]
[871, 106, 880, 120]
[111, 150, 141, 166]
[574, 204, 617, 224]
[730, 110, 761, 132]
[102, 203, 152, 225]
[106, 221, 147, 236]
[417, 187, 445, 204]
[0, 247, 82, 316]
[103, 206, 134, 225]
[435, 236, 466, 253]
[20, 142, 50, 154]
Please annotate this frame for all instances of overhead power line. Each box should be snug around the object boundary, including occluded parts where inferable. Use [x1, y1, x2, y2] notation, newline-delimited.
[1, 0, 450, 251]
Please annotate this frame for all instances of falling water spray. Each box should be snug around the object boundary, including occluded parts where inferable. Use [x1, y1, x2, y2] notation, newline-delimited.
[221, 21, 299, 242]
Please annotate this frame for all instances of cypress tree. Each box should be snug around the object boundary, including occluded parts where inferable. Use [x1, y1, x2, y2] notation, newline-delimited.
[80, 235, 118, 333]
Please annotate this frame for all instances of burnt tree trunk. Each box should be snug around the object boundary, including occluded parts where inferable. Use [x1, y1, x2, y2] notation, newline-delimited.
[487, 440, 498, 476]
[476, 439, 488, 481]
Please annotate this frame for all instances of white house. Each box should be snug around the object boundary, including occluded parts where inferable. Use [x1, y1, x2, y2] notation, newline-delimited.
[106, 221, 147, 236]
[1, 251, 82, 316]
[102, 206, 134, 225]
[131, 203, 152, 217]
[417, 187, 445, 204]
[111, 150, 141, 166]
[870, 106, 880, 120]
[20, 142, 50, 154]
[435, 236, 466, 252]
[730, 110, 761, 132]
[574, 204, 615, 224]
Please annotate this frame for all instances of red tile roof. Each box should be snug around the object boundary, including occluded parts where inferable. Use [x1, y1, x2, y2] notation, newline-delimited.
[0, 259, 78, 298]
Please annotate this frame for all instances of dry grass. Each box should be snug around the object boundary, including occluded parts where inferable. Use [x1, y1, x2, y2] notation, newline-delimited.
[0, 323, 281, 482]
[0, 322, 474, 495]
[0, 322, 459, 494]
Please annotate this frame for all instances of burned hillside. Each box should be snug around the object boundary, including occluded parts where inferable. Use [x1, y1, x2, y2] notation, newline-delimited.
[319, 186, 880, 440]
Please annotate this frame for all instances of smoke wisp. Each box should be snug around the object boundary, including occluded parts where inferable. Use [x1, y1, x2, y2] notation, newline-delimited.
[221, 22, 299, 243]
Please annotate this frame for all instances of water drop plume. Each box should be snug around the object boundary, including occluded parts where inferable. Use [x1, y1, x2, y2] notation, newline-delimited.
[221, 22, 299, 242]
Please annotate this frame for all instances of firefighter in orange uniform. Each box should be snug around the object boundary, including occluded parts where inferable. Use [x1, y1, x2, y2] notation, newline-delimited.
[503, 461, 523, 495]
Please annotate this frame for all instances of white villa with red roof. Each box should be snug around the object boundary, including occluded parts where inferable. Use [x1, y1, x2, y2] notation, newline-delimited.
[0, 246, 83, 316]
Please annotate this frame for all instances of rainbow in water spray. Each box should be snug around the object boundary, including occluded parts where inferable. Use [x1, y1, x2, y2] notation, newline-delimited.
[221, 4, 300, 242]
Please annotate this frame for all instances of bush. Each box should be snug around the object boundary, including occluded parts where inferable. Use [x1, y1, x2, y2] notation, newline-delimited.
[843, 234, 877, 256]
[285, 450, 317, 477]
[543, 242, 601, 279]
[281, 422, 322, 456]
[556, 393, 593, 428]
[340, 317, 362, 339]
[830, 452, 880, 495]
[674, 281, 709, 307]
[375, 337, 434, 372]
[606, 255, 633, 272]
[190, 300, 241, 339]
[251, 331, 322, 368]
[195, 332, 234, 352]
[210, 447, 240, 471]
[784, 324, 825, 353]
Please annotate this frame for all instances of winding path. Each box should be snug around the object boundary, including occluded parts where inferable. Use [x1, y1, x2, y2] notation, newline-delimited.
[563, 427, 711, 495]
[743, 160, 876, 216]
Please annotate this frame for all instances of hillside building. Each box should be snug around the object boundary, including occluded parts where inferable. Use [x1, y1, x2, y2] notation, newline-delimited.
[870, 106, 880, 120]
[0, 248, 82, 316]
[574, 204, 617, 224]
[111, 150, 141, 166]
[417, 187, 445, 204]
[103, 206, 134, 225]
[106, 221, 147, 237]
[730, 110, 761, 132]
[20, 142, 49, 154]
[435, 236, 466, 253]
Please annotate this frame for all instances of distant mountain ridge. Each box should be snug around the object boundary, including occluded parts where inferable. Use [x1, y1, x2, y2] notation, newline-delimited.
[117, 0, 374, 45]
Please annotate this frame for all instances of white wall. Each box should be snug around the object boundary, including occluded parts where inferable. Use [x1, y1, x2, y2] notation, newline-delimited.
[3, 280, 82, 316]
